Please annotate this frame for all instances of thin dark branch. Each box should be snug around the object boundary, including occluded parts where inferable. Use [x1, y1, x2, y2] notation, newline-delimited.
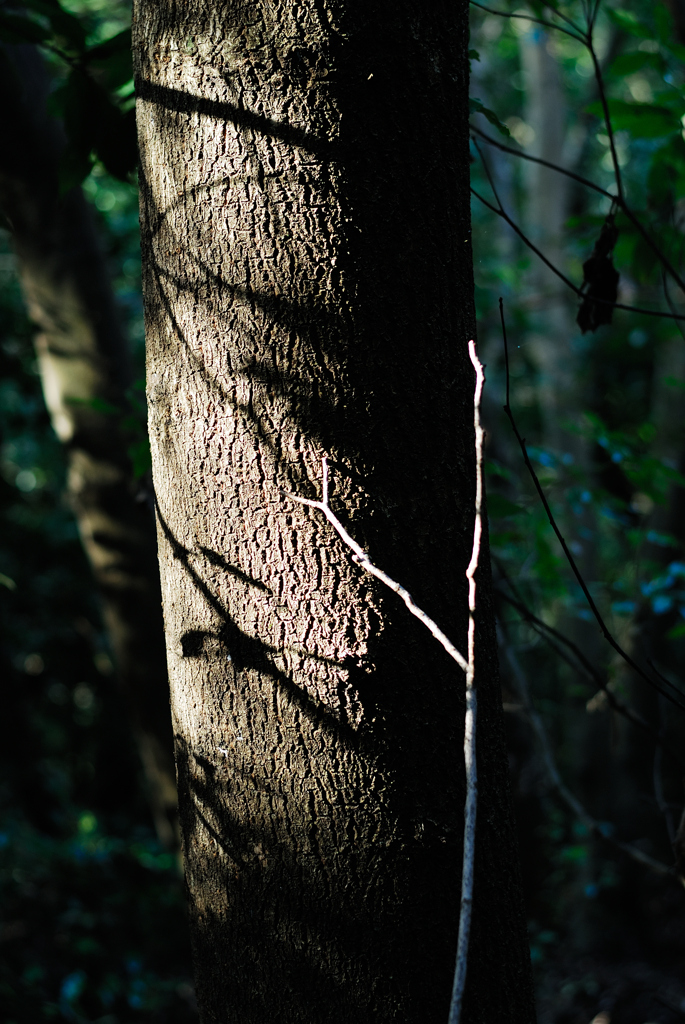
[472, 188, 685, 321]
[494, 579, 685, 770]
[472, 125, 685, 300]
[659, 272, 683, 339]
[471, 136, 507, 217]
[499, 624, 674, 878]
[469, 0, 585, 42]
[499, 297, 685, 713]
[535, 0, 586, 35]
[470, 124, 614, 200]
[587, 0, 602, 33]
[588, 42, 624, 201]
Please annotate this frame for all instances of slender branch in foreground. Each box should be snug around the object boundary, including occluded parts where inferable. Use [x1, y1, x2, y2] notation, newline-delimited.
[286, 346, 486, 1024]
[285, 463, 469, 673]
[470, 188, 685, 322]
[448, 340, 485, 1024]
[499, 297, 685, 713]
[499, 626, 674, 878]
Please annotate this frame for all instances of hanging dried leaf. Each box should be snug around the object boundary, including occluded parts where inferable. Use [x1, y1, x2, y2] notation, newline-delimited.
[577, 216, 620, 334]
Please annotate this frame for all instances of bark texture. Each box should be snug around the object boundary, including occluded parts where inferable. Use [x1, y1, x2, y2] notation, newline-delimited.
[0, 45, 178, 848]
[133, 1, 535, 1020]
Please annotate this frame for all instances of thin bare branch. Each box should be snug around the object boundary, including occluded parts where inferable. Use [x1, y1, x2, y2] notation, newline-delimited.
[499, 626, 674, 878]
[448, 340, 485, 1024]
[473, 124, 685, 298]
[469, 0, 585, 42]
[587, 35, 624, 201]
[494, 582, 685, 770]
[536, 0, 586, 35]
[499, 297, 685, 713]
[285, 461, 468, 674]
[470, 189, 685, 322]
[470, 124, 614, 200]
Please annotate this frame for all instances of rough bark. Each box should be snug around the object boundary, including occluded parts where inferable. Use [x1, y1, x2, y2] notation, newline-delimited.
[0, 44, 178, 849]
[133, 1, 535, 1020]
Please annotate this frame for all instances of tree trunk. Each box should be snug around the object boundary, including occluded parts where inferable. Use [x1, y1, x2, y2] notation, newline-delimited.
[133, 1, 535, 1020]
[0, 44, 178, 849]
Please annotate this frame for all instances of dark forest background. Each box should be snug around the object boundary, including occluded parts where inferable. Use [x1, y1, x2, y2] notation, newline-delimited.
[2, 0, 685, 1021]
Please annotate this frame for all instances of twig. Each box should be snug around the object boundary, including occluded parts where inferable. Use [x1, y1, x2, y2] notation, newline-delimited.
[499, 626, 674, 878]
[470, 188, 685, 322]
[589, 0, 602, 32]
[494, 581, 685, 770]
[285, 347, 485, 1024]
[448, 340, 485, 1024]
[471, 125, 685, 300]
[588, 40, 623, 201]
[469, 0, 585, 42]
[284, 462, 471, 671]
[499, 297, 685, 713]
[470, 124, 614, 200]
[285, 465, 469, 674]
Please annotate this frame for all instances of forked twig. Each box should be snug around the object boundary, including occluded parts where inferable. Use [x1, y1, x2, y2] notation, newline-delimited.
[286, 462, 469, 674]
[469, 184, 685, 323]
[499, 298, 685, 713]
[499, 627, 674, 878]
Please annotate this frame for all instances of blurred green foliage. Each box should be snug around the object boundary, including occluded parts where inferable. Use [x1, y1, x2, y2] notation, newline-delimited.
[471, 2, 685, 1001]
[0, 2, 194, 1020]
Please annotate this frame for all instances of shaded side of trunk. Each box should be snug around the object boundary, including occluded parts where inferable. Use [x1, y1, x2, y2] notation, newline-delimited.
[0, 44, 177, 849]
[134, 1, 535, 1021]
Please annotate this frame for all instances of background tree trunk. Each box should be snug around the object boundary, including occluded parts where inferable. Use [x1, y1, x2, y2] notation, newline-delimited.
[0, 44, 178, 849]
[134, 1, 535, 1020]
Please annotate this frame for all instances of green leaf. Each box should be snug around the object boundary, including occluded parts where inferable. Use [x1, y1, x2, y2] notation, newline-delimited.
[470, 97, 510, 137]
[468, 48, 480, 61]
[586, 99, 677, 139]
[605, 8, 652, 39]
[0, 11, 51, 45]
[128, 439, 152, 479]
[487, 493, 525, 518]
[608, 52, 666, 77]
[86, 29, 133, 91]
[21, 0, 86, 51]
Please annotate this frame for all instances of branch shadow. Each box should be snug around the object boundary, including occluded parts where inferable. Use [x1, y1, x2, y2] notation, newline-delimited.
[155, 498, 363, 747]
[137, 80, 332, 159]
[173, 731, 460, 1023]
